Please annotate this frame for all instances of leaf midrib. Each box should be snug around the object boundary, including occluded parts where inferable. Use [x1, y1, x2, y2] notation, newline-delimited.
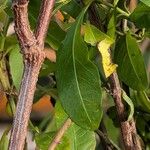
[126, 35, 143, 88]
[72, 16, 92, 125]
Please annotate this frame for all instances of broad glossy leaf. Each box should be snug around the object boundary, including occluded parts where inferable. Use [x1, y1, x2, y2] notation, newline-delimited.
[130, 2, 150, 29]
[84, 23, 108, 46]
[9, 45, 23, 91]
[140, 0, 150, 7]
[57, 6, 102, 130]
[55, 102, 96, 150]
[115, 32, 148, 90]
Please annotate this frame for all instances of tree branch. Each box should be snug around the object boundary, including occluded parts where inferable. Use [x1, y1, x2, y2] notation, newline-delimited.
[35, 0, 55, 47]
[48, 118, 72, 150]
[9, 0, 55, 149]
[88, 3, 141, 150]
[109, 73, 141, 150]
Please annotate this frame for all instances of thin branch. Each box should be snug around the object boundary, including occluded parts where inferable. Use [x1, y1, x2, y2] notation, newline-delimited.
[96, 129, 120, 150]
[109, 73, 141, 150]
[12, 1, 36, 49]
[35, 0, 55, 47]
[87, 3, 141, 150]
[48, 118, 72, 150]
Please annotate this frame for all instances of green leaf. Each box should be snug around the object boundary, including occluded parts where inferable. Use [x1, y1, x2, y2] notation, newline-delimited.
[107, 13, 116, 39]
[35, 132, 71, 150]
[84, 23, 109, 46]
[57, 6, 102, 130]
[39, 59, 56, 77]
[43, 101, 96, 150]
[115, 32, 148, 90]
[122, 90, 134, 121]
[0, 10, 8, 32]
[68, 124, 96, 150]
[9, 45, 23, 91]
[113, 0, 119, 6]
[5, 34, 18, 48]
[52, 0, 71, 15]
[46, 21, 66, 50]
[130, 2, 150, 29]
[0, 129, 9, 150]
[28, 0, 66, 49]
[136, 91, 150, 113]
[140, 0, 150, 7]
[61, 0, 82, 18]
[55, 101, 96, 150]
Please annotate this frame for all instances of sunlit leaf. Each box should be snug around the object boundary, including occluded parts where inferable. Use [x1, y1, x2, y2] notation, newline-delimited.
[140, 0, 150, 7]
[84, 23, 108, 46]
[113, 0, 119, 6]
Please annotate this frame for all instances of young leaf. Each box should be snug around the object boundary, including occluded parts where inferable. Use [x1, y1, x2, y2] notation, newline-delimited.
[0, 129, 9, 150]
[107, 13, 116, 39]
[114, 32, 148, 90]
[140, 0, 150, 7]
[113, 0, 119, 6]
[57, 6, 102, 130]
[84, 23, 108, 46]
[122, 90, 134, 121]
[98, 38, 117, 78]
[130, 2, 150, 29]
[9, 45, 24, 91]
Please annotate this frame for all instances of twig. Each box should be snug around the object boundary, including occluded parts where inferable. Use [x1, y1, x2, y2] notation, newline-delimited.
[35, 0, 55, 46]
[96, 129, 120, 150]
[48, 118, 72, 150]
[109, 73, 141, 150]
[9, 0, 55, 149]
